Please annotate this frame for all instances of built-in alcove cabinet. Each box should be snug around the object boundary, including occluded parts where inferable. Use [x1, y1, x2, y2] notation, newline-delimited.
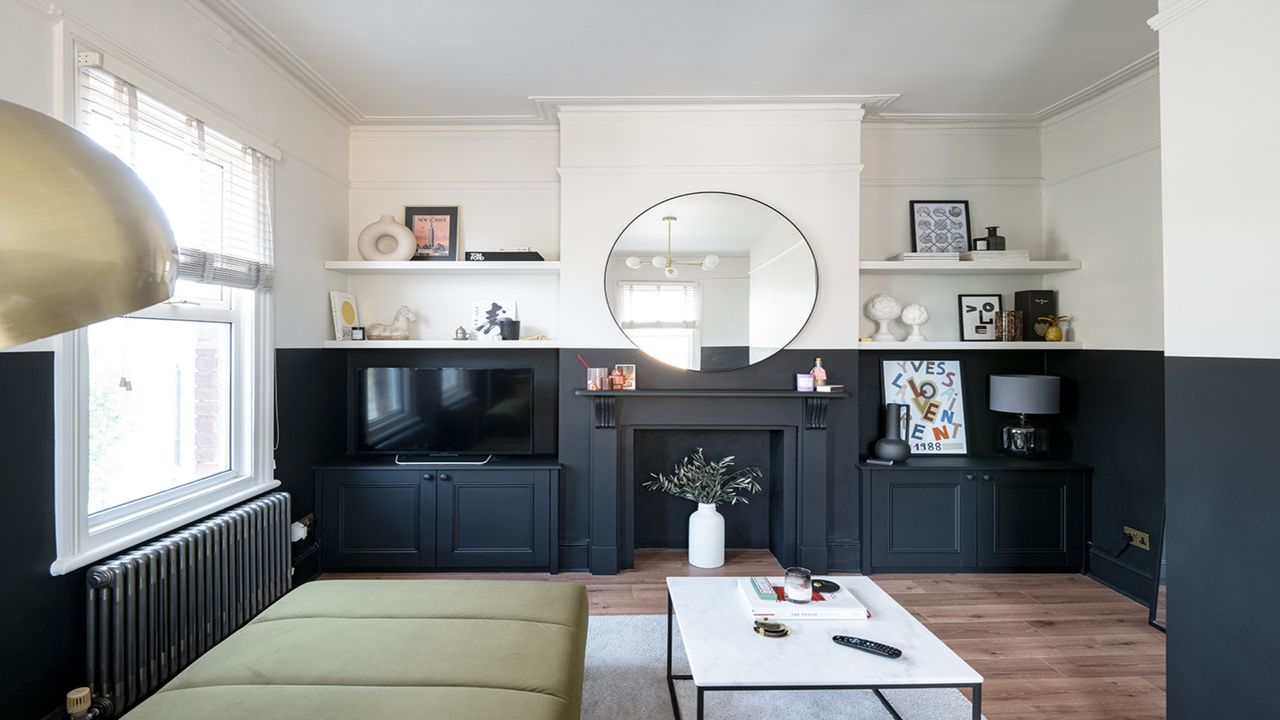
[316, 459, 561, 572]
[858, 457, 1090, 573]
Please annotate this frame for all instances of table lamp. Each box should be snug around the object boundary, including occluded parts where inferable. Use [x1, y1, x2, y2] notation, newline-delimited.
[990, 374, 1060, 457]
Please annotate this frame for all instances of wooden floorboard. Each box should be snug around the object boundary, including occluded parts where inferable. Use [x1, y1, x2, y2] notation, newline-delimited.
[321, 548, 1165, 719]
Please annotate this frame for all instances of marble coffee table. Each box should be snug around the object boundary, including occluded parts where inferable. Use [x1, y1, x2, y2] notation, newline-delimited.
[665, 576, 983, 720]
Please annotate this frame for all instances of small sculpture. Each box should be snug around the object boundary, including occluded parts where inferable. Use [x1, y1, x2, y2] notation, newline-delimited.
[454, 326, 471, 341]
[357, 215, 417, 261]
[901, 304, 929, 342]
[1039, 315, 1070, 342]
[366, 306, 416, 340]
[865, 294, 902, 342]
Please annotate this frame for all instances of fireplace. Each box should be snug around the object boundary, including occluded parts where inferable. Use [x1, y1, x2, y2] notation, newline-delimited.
[575, 389, 847, 574]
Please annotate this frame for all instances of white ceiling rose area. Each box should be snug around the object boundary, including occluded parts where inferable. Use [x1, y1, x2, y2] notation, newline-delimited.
[206, 0, 1158, 123]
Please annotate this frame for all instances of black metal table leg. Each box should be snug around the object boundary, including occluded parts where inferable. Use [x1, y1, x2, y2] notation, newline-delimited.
[972, 683, 982, 720]
[871, 688, 906, 720]
[696, 687, 704, 720]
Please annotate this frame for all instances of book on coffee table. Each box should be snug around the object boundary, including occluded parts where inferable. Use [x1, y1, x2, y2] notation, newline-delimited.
[737, 576, 869, 620]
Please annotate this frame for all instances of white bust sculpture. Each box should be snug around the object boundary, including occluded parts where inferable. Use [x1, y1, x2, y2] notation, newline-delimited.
[865, 294, 902, 341]
[901, 303, 930, 342]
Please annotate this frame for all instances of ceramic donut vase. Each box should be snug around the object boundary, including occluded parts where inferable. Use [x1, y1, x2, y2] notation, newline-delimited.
[357, 214, 417, 261]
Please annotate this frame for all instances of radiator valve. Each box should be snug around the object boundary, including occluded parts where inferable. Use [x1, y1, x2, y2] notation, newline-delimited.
[67, 687, 92, 719]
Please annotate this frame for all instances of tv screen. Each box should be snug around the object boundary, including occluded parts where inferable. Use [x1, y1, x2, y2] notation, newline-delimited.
[356, 367, 534, 455]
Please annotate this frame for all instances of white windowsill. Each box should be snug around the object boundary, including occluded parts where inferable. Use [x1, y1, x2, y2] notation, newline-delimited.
[49, 479, 280, 576]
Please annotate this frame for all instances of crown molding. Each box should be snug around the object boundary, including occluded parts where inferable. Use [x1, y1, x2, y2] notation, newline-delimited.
[1148, 0, 1214, 31]
[1036, 51, 1159, 121]
[196, 0, 361, 123]
[865, 114, 1041, 129]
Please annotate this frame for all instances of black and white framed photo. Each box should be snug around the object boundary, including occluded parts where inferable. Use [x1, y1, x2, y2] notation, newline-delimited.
[910, 200, 971, 254]
[958, 294, 1001, 341]
[405, 206, 459, 261]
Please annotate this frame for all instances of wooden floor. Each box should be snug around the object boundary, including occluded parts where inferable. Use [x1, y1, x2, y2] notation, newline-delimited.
[326, 549, 1166, 720]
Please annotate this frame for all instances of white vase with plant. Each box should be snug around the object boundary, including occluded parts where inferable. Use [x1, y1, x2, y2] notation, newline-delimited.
[643, 448, 763, 568]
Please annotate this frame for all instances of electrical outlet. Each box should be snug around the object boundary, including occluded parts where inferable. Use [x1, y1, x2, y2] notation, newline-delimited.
[1123, 526, 1151, 550]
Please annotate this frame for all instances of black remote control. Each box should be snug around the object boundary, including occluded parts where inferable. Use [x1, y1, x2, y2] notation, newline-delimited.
[833, 635, 903, 658]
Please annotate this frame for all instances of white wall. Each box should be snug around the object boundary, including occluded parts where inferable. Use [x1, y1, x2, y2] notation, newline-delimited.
[346, 126, 561, 341]
[1157, 0, 1280, 359]
[1041, 71, 1163, 351]
[0, 0, 350, 350]
[859, 123, 1045, 341]
[558, 104, 863, 349]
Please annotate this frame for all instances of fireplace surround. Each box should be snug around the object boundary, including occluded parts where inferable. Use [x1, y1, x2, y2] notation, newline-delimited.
[574, 389, 848, 574]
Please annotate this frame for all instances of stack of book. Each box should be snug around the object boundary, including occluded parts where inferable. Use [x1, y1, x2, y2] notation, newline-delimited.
[737, 576, 869, 620]
[960, 250, 1030, 262]
[888, 252, 960, 262]
[465, 247, 545, 261]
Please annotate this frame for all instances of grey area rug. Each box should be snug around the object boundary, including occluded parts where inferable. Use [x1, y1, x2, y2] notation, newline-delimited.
[582, 614, 984, 720]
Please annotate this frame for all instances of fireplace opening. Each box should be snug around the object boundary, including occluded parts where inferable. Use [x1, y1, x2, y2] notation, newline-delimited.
[632, 429, 787, 555]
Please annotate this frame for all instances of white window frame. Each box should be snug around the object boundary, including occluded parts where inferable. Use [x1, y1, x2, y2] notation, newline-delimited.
[50, 49, 277, 576]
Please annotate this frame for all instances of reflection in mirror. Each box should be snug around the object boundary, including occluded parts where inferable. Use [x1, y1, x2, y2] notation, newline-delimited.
[605, 193, 818, 371]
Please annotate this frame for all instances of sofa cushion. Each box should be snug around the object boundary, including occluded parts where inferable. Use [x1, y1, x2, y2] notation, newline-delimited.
[122, 579, 589, 720]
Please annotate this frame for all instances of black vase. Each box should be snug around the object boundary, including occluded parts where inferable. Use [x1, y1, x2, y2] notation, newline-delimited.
[874, 403, 911, 462]
[980, 226, 1006, 251]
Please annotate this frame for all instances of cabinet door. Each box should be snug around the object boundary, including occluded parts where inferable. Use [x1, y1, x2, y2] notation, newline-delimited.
[870, 470, 975, 569]
[436, 469, 550, 568]
[977, 470, 1084, 569]
[320, 469, 435, 569]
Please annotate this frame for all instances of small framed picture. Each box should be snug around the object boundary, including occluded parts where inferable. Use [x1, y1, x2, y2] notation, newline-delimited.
[910, 200, 971, 254]
[615, 364, 636, 390]
[881, 359, 968, 454]
[405, 206, 459, 261]
[958, 294, 1002, 341]
[329, 291, 360, 341]
[471, 299, 518, 341]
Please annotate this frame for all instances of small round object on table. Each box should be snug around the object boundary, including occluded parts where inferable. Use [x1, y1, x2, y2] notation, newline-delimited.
[357, 214, 417, 261]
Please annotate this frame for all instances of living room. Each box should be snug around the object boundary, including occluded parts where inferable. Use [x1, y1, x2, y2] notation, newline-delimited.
[1, 1, 1274, 719]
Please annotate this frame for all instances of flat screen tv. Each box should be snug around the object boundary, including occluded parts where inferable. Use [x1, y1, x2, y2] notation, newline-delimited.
[356, 367, 534, 456]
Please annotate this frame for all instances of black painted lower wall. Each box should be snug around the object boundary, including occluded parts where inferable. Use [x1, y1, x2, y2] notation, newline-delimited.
[1166, 356, 1280, 720]
[0, 352, 83, 720]
[1049, 350, 1165, 602]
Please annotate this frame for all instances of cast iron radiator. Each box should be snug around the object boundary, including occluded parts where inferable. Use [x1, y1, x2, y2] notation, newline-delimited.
[85, 491, 291, 716]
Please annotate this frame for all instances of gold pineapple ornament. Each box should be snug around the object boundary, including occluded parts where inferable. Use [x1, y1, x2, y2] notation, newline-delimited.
[1039, 315, 1069, 342]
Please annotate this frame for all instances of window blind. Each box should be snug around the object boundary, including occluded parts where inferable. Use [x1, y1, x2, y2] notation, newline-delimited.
[77, 66, 274, 292]
[617, 282, 699, 329]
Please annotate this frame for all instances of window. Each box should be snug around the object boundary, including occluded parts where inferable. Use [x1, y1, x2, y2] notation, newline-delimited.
[51, 61, 277, 575]
[616, 281, 701, 369]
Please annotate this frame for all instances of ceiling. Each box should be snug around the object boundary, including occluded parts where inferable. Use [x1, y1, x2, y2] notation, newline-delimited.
[211, 0, 1158, 124]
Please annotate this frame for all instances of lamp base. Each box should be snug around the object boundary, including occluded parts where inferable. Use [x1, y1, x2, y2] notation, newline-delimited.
[1002, 414, 1050, 457]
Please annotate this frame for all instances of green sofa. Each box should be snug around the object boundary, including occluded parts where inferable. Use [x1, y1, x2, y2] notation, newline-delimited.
[122, 579, 590, 720]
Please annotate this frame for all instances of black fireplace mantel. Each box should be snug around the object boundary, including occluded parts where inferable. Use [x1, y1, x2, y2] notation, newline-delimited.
[573, 389, 849, 430]
[573, 388, 850, 574]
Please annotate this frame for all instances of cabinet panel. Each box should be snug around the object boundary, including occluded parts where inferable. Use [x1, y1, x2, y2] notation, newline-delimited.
[977, 471, 1083, 568]
[436, 469, 550, 568]
[320, 469, 434, 569]
[871, 470, 975, 569]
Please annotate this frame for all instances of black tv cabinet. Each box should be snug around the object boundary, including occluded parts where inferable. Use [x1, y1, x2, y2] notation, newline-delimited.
[315, 456, 560, 573]
[857, 456, 1091, 574]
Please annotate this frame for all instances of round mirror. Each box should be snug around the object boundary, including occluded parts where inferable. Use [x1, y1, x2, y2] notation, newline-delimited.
[605, 192, 818, 371]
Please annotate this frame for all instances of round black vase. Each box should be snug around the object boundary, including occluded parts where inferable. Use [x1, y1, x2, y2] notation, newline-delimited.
[874, 437, 910, 462]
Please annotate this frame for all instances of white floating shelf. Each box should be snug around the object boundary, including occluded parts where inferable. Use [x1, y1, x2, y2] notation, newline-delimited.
[326, 260, 561, 275]
[323, 339, 559, 349]
[857, 340, 1083, 350]
[859, 260, 1082, 275]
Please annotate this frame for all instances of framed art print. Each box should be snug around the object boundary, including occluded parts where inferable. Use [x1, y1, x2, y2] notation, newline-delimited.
[405, 206, 459, 261]
[910, 200, 971, 254]
[881, 359, 968, 454]
[958, 293, 1002, 341]
[329, 291, 359, 341]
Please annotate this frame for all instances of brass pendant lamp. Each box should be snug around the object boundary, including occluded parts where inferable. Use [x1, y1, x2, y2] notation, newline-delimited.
[0, 99, 176, 349]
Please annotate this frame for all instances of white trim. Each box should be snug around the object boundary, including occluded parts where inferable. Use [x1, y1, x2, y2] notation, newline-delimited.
[1035, 52, 1160, 121]
[1041, 139, 1162, 188]
[861, 177, 1043, 188]
[1148, 0, 1215, 31]
[558, 164, 864, 177]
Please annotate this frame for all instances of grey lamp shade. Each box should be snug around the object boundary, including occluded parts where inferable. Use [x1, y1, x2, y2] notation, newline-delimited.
[990, 374, 1060, 415]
